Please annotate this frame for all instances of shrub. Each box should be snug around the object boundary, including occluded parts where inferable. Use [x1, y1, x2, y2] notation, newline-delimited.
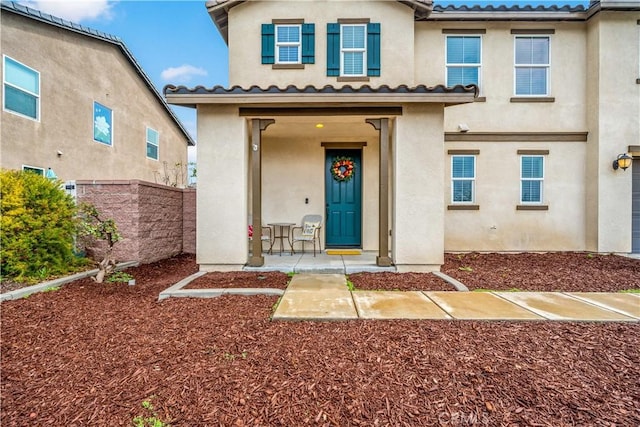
[0, 169, 80, 282]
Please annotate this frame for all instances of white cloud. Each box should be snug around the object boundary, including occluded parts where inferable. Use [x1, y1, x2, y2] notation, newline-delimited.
[19, 0, 115, 23]
[161, 65, 208, 83]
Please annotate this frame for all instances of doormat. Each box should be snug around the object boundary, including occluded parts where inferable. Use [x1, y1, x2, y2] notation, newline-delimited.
[326, 249, 362, 255]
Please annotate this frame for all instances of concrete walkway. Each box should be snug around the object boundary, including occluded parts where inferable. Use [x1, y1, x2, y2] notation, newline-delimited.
[272, 274, 640, 322]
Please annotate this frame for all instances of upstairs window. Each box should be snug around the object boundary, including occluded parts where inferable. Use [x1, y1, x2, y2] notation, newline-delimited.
[515, 36, 549, 96]
[341, 24, 367, 76]
[446, 36, 481, 87]
[521, 156, 544, 203]
[262, 22, 315, 65]
[93, 101, 113, 146]
[3, 56, 40, 120]
[451, 155, 475, 203]
[146, 127, 159, 160]
[327, 22, 380, 78]
[276, 25, 301, 63]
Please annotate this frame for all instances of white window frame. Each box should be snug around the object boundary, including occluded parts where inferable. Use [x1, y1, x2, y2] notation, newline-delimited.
[514, 36, 550, 97]
[451, 155, 476, 204]
[520, 155, 544, 204]
[146, 127, 159, 160]
[445, 35, 482, 90]
[340, 24, 367, 77]
[22, 165, 44, 176]
[3, 55, 40, 121]
[275, 24, 301, 64]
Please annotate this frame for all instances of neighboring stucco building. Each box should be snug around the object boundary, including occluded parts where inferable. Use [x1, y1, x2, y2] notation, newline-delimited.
[165, 0, 640, 272]
[1, 1, 194, 183]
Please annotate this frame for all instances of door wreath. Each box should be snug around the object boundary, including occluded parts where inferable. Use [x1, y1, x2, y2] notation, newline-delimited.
[331, 157, 355, 182]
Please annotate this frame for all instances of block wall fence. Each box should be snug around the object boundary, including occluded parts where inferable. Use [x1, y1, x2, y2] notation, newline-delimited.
[76, 180, 196, 264]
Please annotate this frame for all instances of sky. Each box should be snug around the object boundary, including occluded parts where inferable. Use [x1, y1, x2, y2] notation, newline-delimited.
[16, 0, 590, 159]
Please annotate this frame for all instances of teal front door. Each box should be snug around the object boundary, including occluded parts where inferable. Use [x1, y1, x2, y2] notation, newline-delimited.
[325, 149, 362, 247]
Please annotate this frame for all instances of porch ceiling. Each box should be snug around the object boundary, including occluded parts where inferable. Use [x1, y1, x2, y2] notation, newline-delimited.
[260, 115, 380, 139]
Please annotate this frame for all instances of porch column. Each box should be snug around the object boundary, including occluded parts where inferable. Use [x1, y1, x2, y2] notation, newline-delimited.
[366, 118, 392, 267]
[248, 118, 275, 267]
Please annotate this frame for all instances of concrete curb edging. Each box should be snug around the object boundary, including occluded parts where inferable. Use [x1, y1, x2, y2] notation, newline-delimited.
[158, 271, 285, 301]
[432, 271, 469, 291]
[0, 261, 139, 302]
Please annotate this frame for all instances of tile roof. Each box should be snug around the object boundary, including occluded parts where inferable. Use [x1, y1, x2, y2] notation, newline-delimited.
[1, 1, 195, 146]
[164, 84, 478, 108]
[433, 4, 587, 13]
[164, 83, 478, 97]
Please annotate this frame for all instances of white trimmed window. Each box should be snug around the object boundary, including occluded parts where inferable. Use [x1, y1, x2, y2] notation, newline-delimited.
[275, 25, 301, 64]
[515, 36, 550, 96]
[452, 155, 475, 203]
[341, 24, 366, 76]
[446, 36, 481, 87]
[22, 165, 44, 176]
[146, 127, 159, 160]
[3, 56, 40, 120]
[521, 156, 544, 203]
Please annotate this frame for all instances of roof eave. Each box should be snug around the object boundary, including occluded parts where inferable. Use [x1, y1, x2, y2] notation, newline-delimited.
[165, 92, 476, 108]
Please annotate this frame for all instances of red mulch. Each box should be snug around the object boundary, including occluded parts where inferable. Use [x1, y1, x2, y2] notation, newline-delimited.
[186, 271, 290, 289]
[2, 253, 640, 426]
[350, 272, 455, 291]
[442, 252, 640, 292]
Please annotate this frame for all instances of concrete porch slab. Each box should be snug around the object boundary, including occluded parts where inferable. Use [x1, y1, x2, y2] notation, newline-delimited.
[495, 292, 636, 321]
[424, 292, 543, 320]
[565, 293, 640, 320]
[353, 291, 451, 319]
[272, 290, 358, 320]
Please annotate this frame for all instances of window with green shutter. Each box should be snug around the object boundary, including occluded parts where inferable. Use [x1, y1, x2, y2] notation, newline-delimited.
[327, 22, 380, 77]
[262, 22, 314, 65]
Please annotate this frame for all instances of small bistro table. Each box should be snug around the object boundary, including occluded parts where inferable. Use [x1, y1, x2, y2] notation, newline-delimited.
[267, 222, 295, 255]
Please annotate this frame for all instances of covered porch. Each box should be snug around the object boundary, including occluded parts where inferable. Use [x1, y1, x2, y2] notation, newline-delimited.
[164, 84, 477, 272]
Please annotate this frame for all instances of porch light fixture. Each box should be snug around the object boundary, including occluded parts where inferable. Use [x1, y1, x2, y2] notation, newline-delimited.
[315, 123, 324, 129]
[612, 153, 632, 171]
[45, 167, 57, 180]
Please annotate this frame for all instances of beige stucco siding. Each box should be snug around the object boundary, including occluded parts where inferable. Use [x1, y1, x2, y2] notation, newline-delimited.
[416, 21, 588, 133]
[1, 13, 188, 182]
[585, 11, 640, 253]
[196, 105, 248, 269]
[228, 0, 415, 88]
[444, 140, 587, 251]
[393, 104, 445, 271]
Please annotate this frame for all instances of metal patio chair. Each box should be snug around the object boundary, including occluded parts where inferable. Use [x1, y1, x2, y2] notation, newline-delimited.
[291, 214, 322, 256]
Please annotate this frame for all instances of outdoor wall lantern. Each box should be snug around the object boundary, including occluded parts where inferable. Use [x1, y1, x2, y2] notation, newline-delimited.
[612, 153, 633, 171]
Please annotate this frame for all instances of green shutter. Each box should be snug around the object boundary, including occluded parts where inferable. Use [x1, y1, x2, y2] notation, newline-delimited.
[261, 24, 275, 64]
[327, 23, 340, 76]
[302, 23, 315, 64]
[367, 23, 381, 77]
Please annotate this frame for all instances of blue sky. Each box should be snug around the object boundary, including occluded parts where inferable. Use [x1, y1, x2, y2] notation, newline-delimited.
[17, 0, 590, 156]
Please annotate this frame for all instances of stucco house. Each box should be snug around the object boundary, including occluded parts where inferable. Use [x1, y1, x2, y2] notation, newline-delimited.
[1, 1, 195, 183]
[165, 0, 640, 272]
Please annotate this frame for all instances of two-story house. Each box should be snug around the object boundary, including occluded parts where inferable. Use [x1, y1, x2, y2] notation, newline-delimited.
[165, 0, 640, 272]
[1, 1, 195, 183]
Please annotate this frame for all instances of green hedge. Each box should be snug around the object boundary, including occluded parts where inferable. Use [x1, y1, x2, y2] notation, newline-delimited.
[1, 169, 82, 282]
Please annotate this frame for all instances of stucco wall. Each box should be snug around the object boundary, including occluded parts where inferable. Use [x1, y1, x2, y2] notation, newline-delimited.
[76, 180, 195, 263]
[415, 21, 588, 133]
[444, 140, 587, 251]
[228, 0, 415, 88]
[1, 12, 189, 182]
[585, 11, 640, 253]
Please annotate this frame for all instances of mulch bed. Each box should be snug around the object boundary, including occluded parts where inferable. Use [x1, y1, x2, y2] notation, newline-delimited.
[185, 271, 290, 289]
[2, 253, 640, 425]
[350, 272, 455, 291]
[442, 252, 640, 292]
